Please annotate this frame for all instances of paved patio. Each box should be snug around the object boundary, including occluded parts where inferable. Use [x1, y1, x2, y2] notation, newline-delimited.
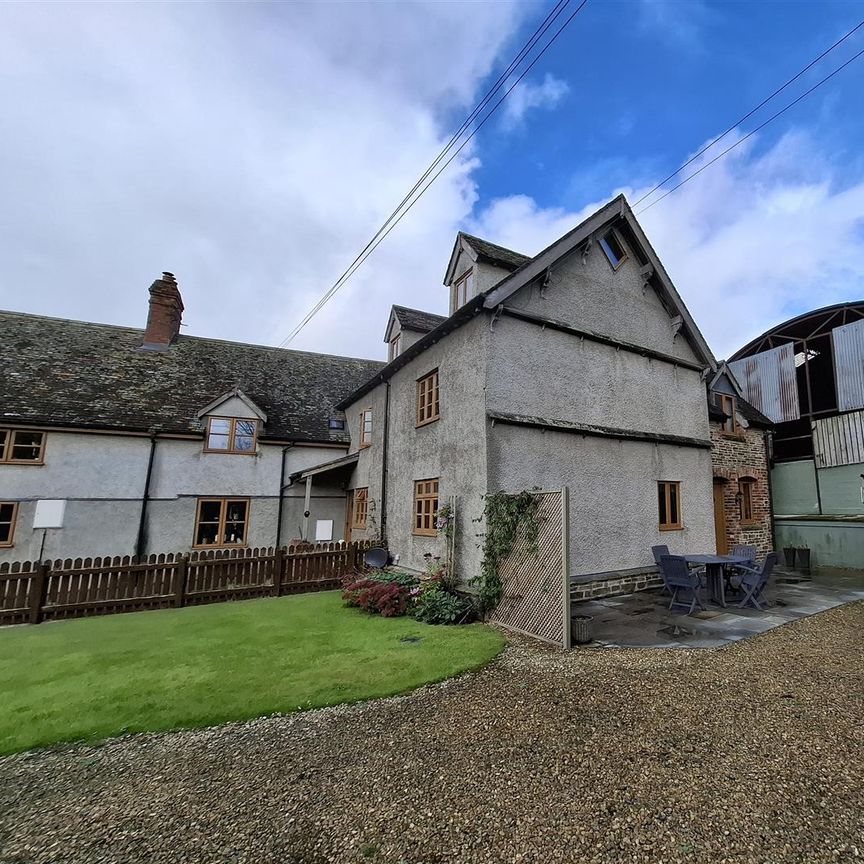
[573, 567, 864, 649]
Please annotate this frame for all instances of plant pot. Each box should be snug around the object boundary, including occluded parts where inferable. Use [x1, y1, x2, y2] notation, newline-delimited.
[783, 547, 797, 568]
[796, 547, 811, 573]
[572, 614, 593, 645]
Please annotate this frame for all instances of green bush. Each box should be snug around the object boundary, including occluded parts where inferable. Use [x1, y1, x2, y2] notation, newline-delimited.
[413, 586, 475, 625]
[366, 569, 420, 589]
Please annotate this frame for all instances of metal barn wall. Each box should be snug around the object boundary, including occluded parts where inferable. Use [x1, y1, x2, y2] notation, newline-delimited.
[832, 319, 864, 412]
[813, 410, 864, 469]
[729, 343, 800, 424]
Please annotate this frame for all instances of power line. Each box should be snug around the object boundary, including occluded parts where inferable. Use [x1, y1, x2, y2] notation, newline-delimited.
[280, 0, 589, 347]
[636, 42, 864, 216]
[634, 18, 864, 209]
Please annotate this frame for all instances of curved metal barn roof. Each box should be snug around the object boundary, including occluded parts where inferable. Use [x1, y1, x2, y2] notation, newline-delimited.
[730, 300, 864, 360]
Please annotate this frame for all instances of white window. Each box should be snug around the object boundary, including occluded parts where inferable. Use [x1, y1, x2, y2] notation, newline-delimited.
[451, 269, 474, 311]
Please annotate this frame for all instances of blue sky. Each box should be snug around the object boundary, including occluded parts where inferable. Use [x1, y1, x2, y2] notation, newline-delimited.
[0, 0, 862, 360]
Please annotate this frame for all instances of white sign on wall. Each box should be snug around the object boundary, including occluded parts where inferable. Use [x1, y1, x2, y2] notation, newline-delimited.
[33, 499, 66, 529]
[314, 519, 334, 542]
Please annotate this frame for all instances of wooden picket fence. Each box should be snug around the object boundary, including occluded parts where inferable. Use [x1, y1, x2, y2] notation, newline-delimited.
[0, 540, 376, 626]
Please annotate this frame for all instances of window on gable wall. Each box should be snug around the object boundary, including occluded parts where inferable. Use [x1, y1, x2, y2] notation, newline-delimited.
[359, 409, 373, 447]
[599, 230, 627, 270]
[353, 488, 368, 529]
[0, 502, 18, 546]
[714, 393, 739, 435]
[205, 417, 258, 453]
[451, 269, 474, 311]
[388, 333, 402, 361]
[416, 370, 440, 426]
[0, 428, 46, 464]
[658, 481, 682, 531]
[413, 479, 439, 536]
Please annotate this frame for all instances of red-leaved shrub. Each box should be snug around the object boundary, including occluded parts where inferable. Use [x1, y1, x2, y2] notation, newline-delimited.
[342, 578, 408, 617]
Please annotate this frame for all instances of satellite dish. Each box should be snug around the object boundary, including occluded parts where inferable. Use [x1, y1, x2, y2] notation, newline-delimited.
[364, 547, 389, 568]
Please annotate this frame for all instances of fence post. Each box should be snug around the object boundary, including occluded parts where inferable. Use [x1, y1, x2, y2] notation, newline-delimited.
[273, 547, 284, 597]
[28, 561, 50, 625]
[174, 555, 189, 608]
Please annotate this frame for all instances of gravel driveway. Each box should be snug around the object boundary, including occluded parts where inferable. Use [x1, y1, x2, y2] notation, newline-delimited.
[2, 602, 863, 864]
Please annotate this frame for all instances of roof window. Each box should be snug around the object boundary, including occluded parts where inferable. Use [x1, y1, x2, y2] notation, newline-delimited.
[328, 418, 346, 430]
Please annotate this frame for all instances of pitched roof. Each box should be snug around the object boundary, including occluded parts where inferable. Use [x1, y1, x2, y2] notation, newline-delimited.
[459, 232, 531, 271]
[392, 305, 447, 334]
[1, 310, 384, 442]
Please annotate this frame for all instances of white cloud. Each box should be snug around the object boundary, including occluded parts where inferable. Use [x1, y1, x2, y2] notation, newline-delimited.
[501, 73, 569, 130]
[0, 2, 529, 360]
[637, 0, 714, 50]
[467, 129, 864, 358]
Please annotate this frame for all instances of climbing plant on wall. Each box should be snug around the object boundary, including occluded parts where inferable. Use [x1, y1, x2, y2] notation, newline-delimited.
[475, 489, 540, 614]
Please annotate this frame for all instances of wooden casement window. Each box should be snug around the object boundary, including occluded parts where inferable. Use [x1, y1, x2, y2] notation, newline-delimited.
[359, 409, 373, 448]
[0, 502, 18, 547]
[416, 370, 440, 427]
[451, 269, 474, 312]
[658, 481, 683, 531]
[388, 333, 402, 361]
[194, 498, 250, 547]
[413, 478, 439, 536]
[0, 428, 46, 464]
[714, 394, 739, 435]
[739, 478, 756, 525]
[599, 229, 627, 270]
[205, 417, 258, 454]
[353, 488, 369, 529]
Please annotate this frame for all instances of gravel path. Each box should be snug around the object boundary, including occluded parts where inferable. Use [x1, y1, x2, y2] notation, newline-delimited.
[2, 603, 863, 864]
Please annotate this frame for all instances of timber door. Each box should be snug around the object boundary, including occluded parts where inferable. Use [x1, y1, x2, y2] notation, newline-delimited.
[713, 482, 728, 555]
[344, 493, 353, 543]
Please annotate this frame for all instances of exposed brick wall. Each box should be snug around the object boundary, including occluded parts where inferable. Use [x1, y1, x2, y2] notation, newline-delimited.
[571, 570, 663, 601]
[710, 422, 773, 556]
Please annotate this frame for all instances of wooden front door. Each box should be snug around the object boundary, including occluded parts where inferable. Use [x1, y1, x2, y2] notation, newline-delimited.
[344, 492, 353, 543]
[713, 482, 728, 555]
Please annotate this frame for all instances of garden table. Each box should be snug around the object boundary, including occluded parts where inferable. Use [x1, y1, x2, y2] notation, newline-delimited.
[680, 554, 751, 608]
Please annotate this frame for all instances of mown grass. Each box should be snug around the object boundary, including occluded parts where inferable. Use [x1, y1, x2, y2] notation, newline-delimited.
[0, 591, 504, 755]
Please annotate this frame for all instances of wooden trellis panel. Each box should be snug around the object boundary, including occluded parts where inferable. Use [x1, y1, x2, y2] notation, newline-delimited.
[490, 488, 570, 648]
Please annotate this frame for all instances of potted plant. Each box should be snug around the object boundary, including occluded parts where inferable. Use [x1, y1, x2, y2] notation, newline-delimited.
[796, 546, 811, 573]
[782, 546, 797, 568]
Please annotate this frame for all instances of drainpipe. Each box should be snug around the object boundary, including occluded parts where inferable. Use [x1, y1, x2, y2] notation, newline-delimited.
[380, 380, 391, 545]
[135, 432, 157, 558]
[764, 430, 777, 551]
[275, 444, 294, 549]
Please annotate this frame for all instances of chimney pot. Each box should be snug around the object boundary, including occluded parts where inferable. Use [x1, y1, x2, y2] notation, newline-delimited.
[142, 271, 184, 349]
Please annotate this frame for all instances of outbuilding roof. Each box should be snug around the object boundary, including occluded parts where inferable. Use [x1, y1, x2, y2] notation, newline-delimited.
[0, 310, 384, 442]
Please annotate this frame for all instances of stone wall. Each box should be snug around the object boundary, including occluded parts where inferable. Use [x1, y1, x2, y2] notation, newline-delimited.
[571, 568, 663, 602]
[710, 422, 773, 555]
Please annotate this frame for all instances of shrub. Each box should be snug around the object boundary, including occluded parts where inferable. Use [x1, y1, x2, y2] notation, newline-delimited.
[342, 578, 409, 617]
[365, 569, 420, 589]
[412, 585, 475, 625]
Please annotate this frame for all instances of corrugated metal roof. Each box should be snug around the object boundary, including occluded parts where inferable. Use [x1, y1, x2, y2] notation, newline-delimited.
[832, 318, 864, 412]
[728, 343, 800, 424]
[813, 410, 864, 468]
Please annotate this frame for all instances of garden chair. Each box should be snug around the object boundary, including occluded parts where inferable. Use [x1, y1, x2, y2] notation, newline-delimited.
[651, 545, 671, 594]
[729, 553, 777, 610]
[659, 555, 706, 614]
[725, 544, 757, 592]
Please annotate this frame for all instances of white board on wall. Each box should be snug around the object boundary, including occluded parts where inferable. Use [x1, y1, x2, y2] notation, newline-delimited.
[33, 499, 66, 529]
[314, 519, 334, 541]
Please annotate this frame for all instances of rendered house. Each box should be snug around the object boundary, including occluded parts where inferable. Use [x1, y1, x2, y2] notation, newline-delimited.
[0, 273, 382, 563]
[299, 195, 724, 590]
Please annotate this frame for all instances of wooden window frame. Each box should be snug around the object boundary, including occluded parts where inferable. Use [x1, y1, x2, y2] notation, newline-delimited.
[416, 369, 440, 427]
[658, 481, 683, 531]
[0, 501, 18, 547]
[739, 478, 757, 525]
[352, 487, 369, 530]
[388, 333, 402, 362]
[359, 408, 373, 449]
[0, 428, 46, 465]
[193, 497, 250, 548]
[451, 268, 474, 312]
[599, 229, 628, 271]
[413, 478, 439, 536]
[715, 394, 741, 437]
[203, 417, 259, 455]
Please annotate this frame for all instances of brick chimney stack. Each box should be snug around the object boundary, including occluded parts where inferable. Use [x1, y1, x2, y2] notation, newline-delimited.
[142, 272, 184, 350]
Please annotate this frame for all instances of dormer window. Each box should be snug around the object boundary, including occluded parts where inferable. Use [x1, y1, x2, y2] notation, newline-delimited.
[205, 417, 258, 454]
[388, 333, 402, 361]
[714, 394, 739, 436]
[451, 269, 474, 313]
[599, 230, 627, 270]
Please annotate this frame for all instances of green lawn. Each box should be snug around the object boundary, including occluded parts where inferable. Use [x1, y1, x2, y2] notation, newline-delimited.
[0, 591, 504, 755]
